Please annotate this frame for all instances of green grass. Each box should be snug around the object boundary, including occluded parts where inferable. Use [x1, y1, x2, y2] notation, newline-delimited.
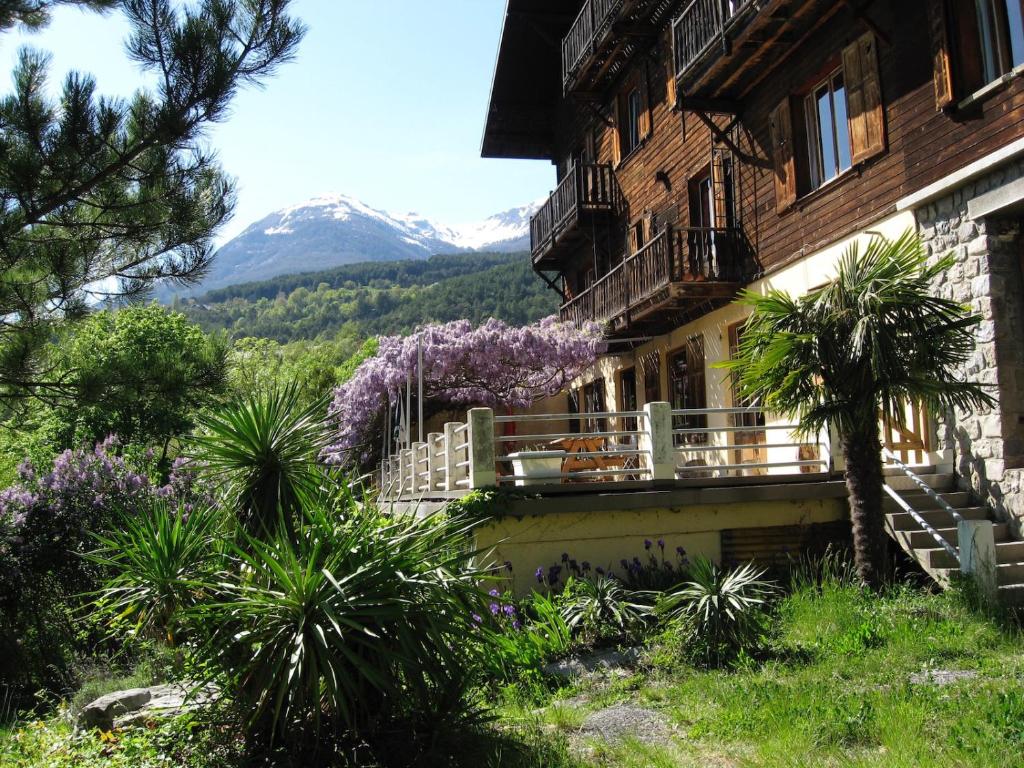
[526, 582, 1024, 767]
[2, 582, 1022, 767]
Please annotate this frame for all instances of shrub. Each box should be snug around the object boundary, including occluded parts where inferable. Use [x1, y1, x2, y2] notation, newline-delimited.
[0, 439, 201, 692]
[557, 574, 651, 644]
[483, 590, 573, 690]
[187, 496, 494, 745]
[657, 558, 777, 668]
[88, 501, 227, 647]
[189, 383, 329, 538]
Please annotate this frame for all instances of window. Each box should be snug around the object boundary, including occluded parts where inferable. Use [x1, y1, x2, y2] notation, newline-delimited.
[614, 67, 650, 163]
[619, 368, 638, 432]
[625, 88, 643, 156]
[770, 32, 884, 210]
[668, 336, 707, 446]
[805, 70, 852, 189]
[581, 379, 607, 434]
[932, 0, 1024, 106]
[640, 350, 661, 404]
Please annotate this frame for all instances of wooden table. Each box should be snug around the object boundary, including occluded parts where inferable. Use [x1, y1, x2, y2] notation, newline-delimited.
[548, 436, 623, 480]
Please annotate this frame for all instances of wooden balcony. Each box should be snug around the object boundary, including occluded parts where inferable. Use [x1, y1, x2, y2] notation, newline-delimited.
[562, 0, 678, 96]
[560, 225, 748, 333]
[672, 0, 839, 104]
[530, 163, 618, 268]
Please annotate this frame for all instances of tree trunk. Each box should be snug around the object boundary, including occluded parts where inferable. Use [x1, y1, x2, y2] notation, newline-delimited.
[841, 425, 888, 590]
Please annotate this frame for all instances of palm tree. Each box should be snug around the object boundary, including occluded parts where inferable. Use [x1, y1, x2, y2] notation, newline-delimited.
[722, 231, 993, 589]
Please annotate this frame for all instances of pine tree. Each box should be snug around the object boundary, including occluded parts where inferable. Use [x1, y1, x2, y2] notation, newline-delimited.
[0, 0, 304, 408]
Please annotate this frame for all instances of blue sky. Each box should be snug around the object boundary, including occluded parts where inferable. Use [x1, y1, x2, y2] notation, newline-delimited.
[0, 0, 552, 241]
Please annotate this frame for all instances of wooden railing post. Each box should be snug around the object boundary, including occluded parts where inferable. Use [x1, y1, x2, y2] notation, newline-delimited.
[641, 401, 675, 482]
[467, 408, 496, 489]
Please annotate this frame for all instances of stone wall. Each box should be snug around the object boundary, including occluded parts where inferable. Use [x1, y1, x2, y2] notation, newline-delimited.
[915, 159, 1024, 531]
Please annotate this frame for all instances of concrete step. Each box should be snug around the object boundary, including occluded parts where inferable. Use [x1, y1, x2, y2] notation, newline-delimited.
[934, 562, 1024, 586]
[922, 540, 1024, 570]
[884, 473, 956, 492]
[998, 584, 1024, 607]
[901, 523, 1011, 550]
[886, 507, 989, 531]
[883, 491, 972, 512]
[883, 465, 937, 477]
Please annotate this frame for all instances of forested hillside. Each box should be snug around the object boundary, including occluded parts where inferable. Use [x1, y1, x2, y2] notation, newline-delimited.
[178, 251, 559, 342]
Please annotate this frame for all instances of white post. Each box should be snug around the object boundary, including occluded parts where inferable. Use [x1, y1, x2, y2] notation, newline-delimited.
[411, 442, 427, 492]
[444, 422, 461, 491]
[403, 448, 415, 496]
[959, 519, 998, 603]
[427, 432, 443, 491]
[467, 407, 496, 489]
[641, 401, 675, 482]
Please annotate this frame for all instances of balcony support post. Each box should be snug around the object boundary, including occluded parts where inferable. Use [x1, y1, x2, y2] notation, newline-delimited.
[641, 401, 675, 482]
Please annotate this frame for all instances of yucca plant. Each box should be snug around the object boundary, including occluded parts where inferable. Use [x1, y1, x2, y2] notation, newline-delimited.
[88, 501, 225, 647]
[658, 558, 776, 668]
[188, 383, 329, 538]
[558, 574, 651, 643]
[188, 491, 494, 744]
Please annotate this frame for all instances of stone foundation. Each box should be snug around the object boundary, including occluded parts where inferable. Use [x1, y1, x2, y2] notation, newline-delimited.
[914, 158, 1024, 531]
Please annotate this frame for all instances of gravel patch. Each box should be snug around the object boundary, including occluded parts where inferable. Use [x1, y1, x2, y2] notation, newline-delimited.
[579, 704, 670, 744]
[909, 669, 979, 686]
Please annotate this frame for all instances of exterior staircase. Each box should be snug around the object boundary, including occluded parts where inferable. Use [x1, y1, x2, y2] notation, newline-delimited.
[883, 466, 1024, 606]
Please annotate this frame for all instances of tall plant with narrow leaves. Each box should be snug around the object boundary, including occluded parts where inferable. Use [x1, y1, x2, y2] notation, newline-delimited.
[187, 495, 493, 744]
[189, 384, 329, 537]
[721, 232, 992, 588]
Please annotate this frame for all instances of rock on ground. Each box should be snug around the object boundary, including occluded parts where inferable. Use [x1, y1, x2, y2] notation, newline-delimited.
[579, 704, 671, 744]
[543, 647, 642, 680]
[78, 683, 218, 731]
[908, 669, 979, 686]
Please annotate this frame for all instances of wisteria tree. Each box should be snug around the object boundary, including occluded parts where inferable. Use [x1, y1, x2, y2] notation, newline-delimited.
[323, 317, 606, 469]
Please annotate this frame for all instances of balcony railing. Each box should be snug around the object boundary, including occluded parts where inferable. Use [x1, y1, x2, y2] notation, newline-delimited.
[530, 163, 617, 264]
[560, 225, 746, 328]
[562, 0, 622, 92]
[672, 0, 755, 83]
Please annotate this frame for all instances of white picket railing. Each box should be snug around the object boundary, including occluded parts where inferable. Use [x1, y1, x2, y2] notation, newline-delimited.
[671, 406, 831, 478]
[376, 403, 836, 500]
[493, 410, 652, 485]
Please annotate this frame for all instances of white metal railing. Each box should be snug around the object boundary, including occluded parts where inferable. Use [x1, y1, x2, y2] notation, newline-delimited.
[883, 447, 962, 563]
[672, 406, 830, 478]
[493, 410, 651, 485]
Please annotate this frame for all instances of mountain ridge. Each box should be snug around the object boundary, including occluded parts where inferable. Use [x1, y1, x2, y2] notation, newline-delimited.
[162, 194, 538, 298]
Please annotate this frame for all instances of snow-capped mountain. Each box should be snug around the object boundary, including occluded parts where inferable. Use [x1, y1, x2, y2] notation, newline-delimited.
[163, 194, 537, 297]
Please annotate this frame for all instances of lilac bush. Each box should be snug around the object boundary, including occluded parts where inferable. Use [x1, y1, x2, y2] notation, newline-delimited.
[323, 316, 606, 467]
[0, 436, 201, 599]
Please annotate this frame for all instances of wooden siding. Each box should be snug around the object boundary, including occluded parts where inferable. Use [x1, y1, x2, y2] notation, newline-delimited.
[547, 1, 1024, 317]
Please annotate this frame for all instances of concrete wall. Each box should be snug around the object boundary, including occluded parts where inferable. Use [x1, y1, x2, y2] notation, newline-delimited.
[475, 488, 847, 595]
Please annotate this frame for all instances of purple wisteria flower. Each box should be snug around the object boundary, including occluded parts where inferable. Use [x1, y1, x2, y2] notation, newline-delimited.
[321, 316, 606, 467]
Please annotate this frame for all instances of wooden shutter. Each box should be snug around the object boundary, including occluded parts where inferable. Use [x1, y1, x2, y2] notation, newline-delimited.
[711, 148, 731, 228]
[769, 98, 797, 213]
[612, 94, 622, 165]
[843, 31, 886, 165]
[927, 0, 956, 109]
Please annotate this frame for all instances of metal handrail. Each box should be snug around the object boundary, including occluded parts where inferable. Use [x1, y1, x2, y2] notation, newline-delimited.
[883, 448, 964, 525]
[882, 485, 960, 563]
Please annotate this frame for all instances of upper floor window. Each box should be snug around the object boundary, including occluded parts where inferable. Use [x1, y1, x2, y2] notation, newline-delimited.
[614, 67, 650, 164]
[805, 69, 852, 189]
[770, 31, 885, 211]
[931, 0, 1024, 107]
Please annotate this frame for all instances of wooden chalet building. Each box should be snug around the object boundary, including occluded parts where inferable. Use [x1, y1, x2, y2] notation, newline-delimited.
[482, 0, 1024, 528]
